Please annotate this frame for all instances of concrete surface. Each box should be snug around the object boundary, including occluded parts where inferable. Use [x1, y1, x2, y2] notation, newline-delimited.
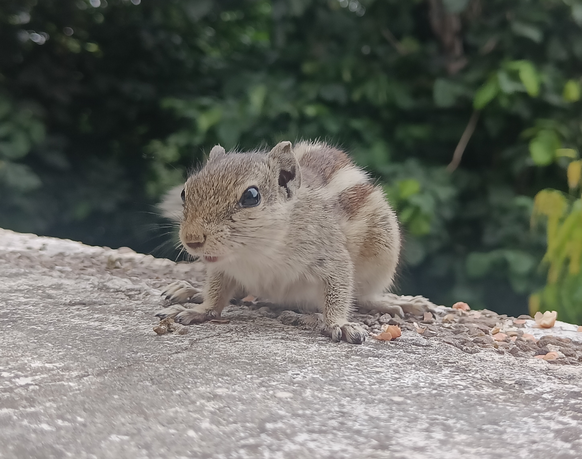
[0, 228, 581, 459]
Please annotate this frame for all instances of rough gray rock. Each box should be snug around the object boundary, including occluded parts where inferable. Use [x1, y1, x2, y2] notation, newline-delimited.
[1, 228, 581, 459]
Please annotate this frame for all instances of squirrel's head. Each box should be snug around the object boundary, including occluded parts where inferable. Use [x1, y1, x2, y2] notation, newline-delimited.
[179, 141, 302, 263]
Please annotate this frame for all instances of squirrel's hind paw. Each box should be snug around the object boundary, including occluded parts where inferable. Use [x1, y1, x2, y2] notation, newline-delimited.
[356, 298, 404, 318]
[340, 323, 367, 344]
[278, 311, 324, 328]
[278, 311, 368, 344]
[156, 303, 218, 325]
[323, 323, 367, 344]
[174, 308, 216, 325]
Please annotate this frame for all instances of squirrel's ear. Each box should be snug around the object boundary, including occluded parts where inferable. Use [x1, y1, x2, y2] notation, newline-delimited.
[268, 141, 302, 199]
[208, 145, 226, 162]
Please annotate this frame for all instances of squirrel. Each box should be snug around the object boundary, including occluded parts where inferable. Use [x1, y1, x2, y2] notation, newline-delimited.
[155, 141, 402, 344]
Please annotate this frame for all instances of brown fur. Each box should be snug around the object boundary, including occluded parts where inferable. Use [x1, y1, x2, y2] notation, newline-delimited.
[299, 145, 351, 184]
[338, 183, 375, 220]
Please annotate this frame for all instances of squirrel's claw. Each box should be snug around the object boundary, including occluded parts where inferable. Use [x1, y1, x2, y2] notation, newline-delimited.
[161, 280, 203, 304]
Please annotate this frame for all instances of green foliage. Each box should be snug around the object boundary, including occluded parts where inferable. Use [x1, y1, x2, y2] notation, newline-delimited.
[0, 94, 44, 192]
[529, 130, 561, 166]
[2, 0, 582, 315]
[531, 160, 582, 324]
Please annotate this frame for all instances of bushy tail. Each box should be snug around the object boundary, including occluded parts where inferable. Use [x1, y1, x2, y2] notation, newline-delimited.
[157, 185, 183, 222]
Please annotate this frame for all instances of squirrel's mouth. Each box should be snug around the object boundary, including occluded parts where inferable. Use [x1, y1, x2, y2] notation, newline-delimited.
[203, 256, 220, 263]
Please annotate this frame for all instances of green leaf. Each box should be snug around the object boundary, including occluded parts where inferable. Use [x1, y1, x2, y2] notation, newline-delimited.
[360, 140, 391, 169]
[302, 105, 319, 117]
[399, 206, 416, 224]
[409, 213, 431, 236]
[556, 148, 578, 159]
[529, 129, 560, 166]
[516, 61, 540, 97]
[473, 76, 499, 109]
[497, 70, 523, 94]
[511, 21, 543, 43]
[197, 107, 222, 134]
[397, 179, 421, 199]
[408, 193, 436, 215]
[563, 80, 581, 102]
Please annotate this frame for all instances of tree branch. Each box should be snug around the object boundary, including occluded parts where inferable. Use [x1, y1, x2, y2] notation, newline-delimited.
[447, 110, 480, 172]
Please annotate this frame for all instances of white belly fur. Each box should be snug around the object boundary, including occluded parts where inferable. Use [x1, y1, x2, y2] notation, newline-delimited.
[219, 253, 324, 311]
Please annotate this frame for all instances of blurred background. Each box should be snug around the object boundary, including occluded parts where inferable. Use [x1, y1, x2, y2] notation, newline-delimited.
[1, 0, 581, 320]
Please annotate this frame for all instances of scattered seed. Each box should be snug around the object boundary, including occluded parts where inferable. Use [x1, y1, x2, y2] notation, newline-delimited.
[422, 312, 434, 323]
[386, 325, 402, 339]
[534, 311, 557, 328]
[452, 302, 470, 311]
[241, 295, 257, 304]
[374, 331, 393, 341]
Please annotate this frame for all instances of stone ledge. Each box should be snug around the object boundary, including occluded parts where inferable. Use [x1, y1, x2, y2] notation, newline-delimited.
[0, 228, 581, 458]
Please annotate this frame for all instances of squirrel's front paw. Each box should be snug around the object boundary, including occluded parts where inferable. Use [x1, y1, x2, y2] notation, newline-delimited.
[161, 281, 203, 304]
[155, 304, 187, 320]
[324, 323, 367, 344]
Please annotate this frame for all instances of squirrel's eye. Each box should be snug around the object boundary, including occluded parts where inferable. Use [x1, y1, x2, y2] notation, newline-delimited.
[239, 186, 260, 208]
[180, 188, 185, 203]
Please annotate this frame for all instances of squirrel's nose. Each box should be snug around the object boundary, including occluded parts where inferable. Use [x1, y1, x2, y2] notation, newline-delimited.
[185, 235, 206, 249]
